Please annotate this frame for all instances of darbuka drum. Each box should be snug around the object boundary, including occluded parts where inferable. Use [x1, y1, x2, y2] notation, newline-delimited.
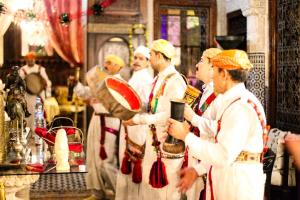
[184, 85, 201, 106]
[95, 77, 141, 120]
[24, 73, 46, 95]
[162, 99, 186, 156]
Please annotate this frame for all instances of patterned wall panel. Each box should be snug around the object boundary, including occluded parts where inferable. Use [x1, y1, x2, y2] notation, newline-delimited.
[277, 0, 300, 132]
[247, 53, 265, 108]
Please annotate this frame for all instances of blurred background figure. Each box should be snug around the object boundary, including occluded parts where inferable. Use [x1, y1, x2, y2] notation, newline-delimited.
[19, 52, 52, 133]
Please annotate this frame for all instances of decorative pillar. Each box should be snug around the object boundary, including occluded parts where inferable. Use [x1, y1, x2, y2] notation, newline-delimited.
[240, 0, 269, 111]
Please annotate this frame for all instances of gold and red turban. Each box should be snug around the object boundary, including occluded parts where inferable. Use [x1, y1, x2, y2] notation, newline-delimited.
[211, 49, 253, 70]
[26, 52, 37, 60]
[202, 48, 222, 60]
[105, 55, 125, 68]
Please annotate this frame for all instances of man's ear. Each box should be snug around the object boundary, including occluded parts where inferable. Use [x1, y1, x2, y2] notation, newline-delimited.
[156, 52, 163, 60]
[223, 69, 230, 80]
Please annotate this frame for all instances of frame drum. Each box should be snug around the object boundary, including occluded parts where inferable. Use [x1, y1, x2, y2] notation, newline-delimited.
[25, 73, 46, 95]
[95, 77, 141, 120]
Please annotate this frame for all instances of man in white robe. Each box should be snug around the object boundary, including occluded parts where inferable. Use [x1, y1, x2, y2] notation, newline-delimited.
[19, 52, 52, 132]
[74, 55, 125, 200]
[115, 45, 153, 200]
[123, 39, 187, 200]
[178, 48, 222, 200]
[168, 50, 266, 200]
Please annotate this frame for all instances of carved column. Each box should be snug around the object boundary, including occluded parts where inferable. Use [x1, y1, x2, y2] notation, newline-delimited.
[241, 0, 268, 112]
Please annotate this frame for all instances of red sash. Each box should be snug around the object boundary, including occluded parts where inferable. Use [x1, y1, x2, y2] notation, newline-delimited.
[99, 114, 119, 160]
[191, 92, 216, 137]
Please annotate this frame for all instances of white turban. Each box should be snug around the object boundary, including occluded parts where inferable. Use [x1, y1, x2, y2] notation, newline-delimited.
[134, 45, 150, 59]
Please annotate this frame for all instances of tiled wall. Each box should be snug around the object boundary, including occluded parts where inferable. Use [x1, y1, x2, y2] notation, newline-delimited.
[247, 53, 266, 108]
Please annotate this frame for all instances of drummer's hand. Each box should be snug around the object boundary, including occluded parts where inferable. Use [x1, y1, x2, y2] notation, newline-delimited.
[89, 98, 100, 104]
[284, 132, 300, 170]
[67, 75, 77, 86]
[176, 167, 198, 193]
[167, 119, 190, 141]
[123, 118, 137, 126]
[184, 104, 195, 122]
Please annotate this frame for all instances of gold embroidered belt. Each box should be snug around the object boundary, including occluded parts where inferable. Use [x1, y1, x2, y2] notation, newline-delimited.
[235, 151, 261, 163]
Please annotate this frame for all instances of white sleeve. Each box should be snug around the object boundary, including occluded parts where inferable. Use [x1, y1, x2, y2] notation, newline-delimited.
[40, 67, 52, 88]
[40, 67, 52, 97]
[74, 82, 92, 100]
[133, 76, 186, 125]
[191, 95, 222, 137]
[129, 73, 152, 113]
[192, 162, 207, 176]
[185, 103, 252, 167]
[191, 114, 218, 137]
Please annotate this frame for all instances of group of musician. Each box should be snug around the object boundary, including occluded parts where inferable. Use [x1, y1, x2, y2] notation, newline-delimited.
[15, 38, 267, 200]
[74, 39, 267, 200]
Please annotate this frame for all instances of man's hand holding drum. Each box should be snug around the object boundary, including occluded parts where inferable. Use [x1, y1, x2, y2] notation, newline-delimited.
[167, 118, 190, 141]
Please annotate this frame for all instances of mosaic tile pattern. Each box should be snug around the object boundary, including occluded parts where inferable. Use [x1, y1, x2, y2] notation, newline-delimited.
[30, 173, 89, 198]
[247, 52, 266, 108]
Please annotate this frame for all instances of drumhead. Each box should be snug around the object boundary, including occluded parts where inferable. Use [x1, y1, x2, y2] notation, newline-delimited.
[24, 73, 45, 95]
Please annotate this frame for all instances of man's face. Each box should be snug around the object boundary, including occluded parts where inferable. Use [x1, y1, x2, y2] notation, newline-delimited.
[213, 66, 226, 94]
[27, 59, 35, 67]
[195, 56, 213, 83]
[132, 53, 148, 71]
[149, 50, 159, 71]
[104, 60, 120, 75]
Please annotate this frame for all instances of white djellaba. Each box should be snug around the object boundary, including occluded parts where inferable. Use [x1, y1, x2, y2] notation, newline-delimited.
[55, 128, 70, 172]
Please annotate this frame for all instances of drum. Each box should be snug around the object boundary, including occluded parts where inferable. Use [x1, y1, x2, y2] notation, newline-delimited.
[85, 66, 108, 96]
[95, 76, 141, 120]
[184, 85, 201, 106]
[24, 73, 46, 95]
[162, 99, 186, 156]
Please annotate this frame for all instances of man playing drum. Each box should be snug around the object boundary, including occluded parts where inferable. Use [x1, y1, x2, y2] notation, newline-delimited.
[74, 55, 124, 200]
[116, 45, 153, 200]
[168, 50, 267, 200]
[123, 39, 187, 200]
[19, 52, 52, 132]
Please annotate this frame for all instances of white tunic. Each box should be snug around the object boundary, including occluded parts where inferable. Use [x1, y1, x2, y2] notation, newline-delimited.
[133, 65, 187, 200]
[115, 67, 153, 200]
[74, 74, 121, 193]
[185, 83, 266, 200]
[19, 64, 52, 131]
[186, 82, 222, 200]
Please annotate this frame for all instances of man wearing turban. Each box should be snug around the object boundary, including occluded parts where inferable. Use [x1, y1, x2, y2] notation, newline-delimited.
[168, 50, 266, 200]
[74, 54, 124, 200]
[178, 48, 223, 200]
[123, 39, 187, 200]
[116, 45, 153, 200]
[19, 52, 52, 135]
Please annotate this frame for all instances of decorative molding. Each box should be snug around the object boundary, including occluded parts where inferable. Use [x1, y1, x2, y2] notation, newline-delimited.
[0, 174, 39, 187]
[226, 0, 266, 16]
[88, 23, 132, 34]
[241, 0, 266, 17]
